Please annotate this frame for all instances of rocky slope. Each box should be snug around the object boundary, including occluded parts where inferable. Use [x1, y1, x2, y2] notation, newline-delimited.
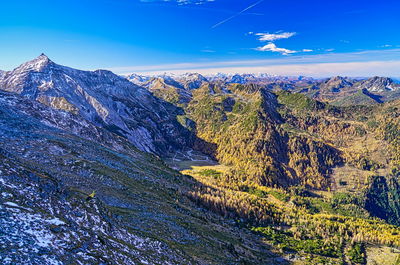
[0, 90, 282, 264]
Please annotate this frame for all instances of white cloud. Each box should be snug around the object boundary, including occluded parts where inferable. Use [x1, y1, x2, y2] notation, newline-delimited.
[255, 32, 296, 41]
[251, 31, 311, 55]
[201, 49, 216, 53]
[256, 43, 296, 55]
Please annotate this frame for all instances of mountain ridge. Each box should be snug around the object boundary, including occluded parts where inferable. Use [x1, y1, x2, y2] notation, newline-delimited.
[127, 72, 400, 107]
[0, 54, 195, 155]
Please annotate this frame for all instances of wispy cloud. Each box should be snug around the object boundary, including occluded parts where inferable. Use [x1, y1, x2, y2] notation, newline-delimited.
[211, 0, 264, 28]
[256, 43, 297, 55]
[255, 32, 296, 41]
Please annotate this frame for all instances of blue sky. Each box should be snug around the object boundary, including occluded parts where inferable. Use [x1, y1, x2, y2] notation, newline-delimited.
[0, 0, 400, 77]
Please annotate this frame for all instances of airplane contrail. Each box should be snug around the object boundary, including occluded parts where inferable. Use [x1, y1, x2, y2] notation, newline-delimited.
[211, 0, 265, 29]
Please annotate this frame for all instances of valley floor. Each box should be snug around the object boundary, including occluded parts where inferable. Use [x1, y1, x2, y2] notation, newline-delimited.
[170, 151, 400, 264]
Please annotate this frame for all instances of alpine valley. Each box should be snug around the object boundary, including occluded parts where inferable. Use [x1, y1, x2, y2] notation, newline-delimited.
[2, 55, 400, 265]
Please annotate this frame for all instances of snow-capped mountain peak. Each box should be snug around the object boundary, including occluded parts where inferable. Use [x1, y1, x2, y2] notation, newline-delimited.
[355, 76, 400, 92]
[17, 53, 53, 72]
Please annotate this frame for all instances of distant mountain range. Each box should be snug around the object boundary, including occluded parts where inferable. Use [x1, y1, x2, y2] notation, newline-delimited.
[126, 72, 400, 106]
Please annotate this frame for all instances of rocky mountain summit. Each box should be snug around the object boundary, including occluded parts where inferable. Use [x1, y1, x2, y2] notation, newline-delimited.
[126, 73, 151, 86]
[173, 73, 208, 90]
[319, 76, 354, 93]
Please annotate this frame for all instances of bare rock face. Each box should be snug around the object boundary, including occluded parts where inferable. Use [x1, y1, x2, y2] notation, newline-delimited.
[0, 88, 279, 265]
[354, 76, 400, 92]
[37, 95, 79, 114]
[0, 54, 193, 155]
[320, 76, 354, 93]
